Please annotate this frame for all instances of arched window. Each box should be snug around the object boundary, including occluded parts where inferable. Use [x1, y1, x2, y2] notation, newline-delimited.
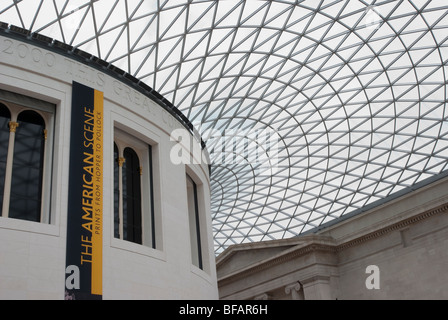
[0, 92, 54, 224]
[0, 104, 11, 210]
[123, 147, 142, 244]
[113, 127, 158, 249]
[114, 143, 143, 245]
[9, 110, 46, 222]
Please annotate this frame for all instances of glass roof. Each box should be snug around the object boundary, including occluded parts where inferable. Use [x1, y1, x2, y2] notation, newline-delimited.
[1, 0, 448, 255]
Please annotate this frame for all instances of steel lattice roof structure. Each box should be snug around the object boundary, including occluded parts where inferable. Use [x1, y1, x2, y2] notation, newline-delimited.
[1, 0, 447, 255]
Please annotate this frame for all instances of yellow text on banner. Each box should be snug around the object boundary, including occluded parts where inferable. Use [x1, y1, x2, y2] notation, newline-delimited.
[91, 89, 103, 296]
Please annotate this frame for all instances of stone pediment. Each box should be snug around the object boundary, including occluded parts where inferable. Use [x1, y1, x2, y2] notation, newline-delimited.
[216, 235, 336, 280]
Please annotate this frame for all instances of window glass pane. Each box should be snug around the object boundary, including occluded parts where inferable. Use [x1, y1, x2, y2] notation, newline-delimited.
[123, 147, 142, 244]
[0, 103, 10, 211]
[122, 152, 128, 240]
[9, 110, 45, 222]
[187, 175, 202, 269]
[114, 143, 120, 239]
[148, 144, 156, 249]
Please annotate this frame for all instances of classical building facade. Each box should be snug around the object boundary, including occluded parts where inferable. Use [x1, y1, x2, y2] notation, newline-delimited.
[217, 173, 448, 300]
[0, 25, 218, 300]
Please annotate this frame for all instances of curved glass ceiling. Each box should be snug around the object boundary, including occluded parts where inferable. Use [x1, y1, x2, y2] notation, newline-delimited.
[1, 0, 448, 254]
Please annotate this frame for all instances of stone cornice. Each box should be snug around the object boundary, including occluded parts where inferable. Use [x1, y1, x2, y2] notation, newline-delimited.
[335, 203, 448, 252]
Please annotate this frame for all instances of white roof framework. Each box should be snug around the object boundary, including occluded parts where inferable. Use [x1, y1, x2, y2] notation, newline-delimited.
[1, 0, 447, 254]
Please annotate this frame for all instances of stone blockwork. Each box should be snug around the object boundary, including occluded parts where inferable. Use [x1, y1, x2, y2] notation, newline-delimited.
[216, 175, 448, 300]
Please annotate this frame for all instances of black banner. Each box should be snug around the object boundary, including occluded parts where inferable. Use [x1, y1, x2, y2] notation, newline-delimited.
[65, 81, 103, 300]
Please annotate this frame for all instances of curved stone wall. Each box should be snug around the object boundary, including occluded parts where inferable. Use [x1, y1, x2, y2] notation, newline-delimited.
[0, 25, 217, 300]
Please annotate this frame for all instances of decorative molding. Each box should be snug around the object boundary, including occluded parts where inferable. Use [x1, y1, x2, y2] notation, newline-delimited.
[118, 157, 125, 167]
[254, 293, 271, 300]
[300, 275, 330, 285]
[336, 203, 448, 252]
[285, 282, 303, 300]
[8, 121, 19, 133]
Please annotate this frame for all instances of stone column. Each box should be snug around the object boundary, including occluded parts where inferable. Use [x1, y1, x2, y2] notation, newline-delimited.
[254, 293, 271, 300]
[118, 156, 125, 238]
[1, 121, 18, 216]
[285, 282, 304, 300]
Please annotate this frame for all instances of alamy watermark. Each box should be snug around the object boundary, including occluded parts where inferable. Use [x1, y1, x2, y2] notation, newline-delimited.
[364, 5, 382, 31]
[365, 265, 380, 290]
[62, 4, 83, 32]
[170, 126, 281, 176]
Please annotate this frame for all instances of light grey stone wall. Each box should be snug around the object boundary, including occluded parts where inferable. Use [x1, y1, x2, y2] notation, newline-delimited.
[217, 176, 448, 300]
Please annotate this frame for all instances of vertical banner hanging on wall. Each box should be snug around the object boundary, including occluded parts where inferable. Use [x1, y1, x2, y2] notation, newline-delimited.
[65, 81, 103, 300]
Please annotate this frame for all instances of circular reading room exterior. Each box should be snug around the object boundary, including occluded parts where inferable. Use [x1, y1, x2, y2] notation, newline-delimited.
[0, 24, 218, 300]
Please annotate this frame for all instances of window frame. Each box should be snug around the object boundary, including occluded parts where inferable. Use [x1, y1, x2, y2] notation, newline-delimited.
[186, 173, 204, 270]
[0, 96, 54, 224]
[9, 109, 47, 222]
[113, 127, 156, 249]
